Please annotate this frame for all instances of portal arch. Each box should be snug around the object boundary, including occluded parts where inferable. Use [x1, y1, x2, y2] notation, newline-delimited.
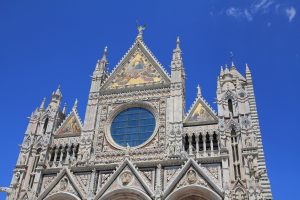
[43, 192, 81, 200]
[99, 188, 151, 200]
[166, 185, 222, 200]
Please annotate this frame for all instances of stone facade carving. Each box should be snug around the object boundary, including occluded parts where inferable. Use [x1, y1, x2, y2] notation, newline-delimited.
[2, 29, 272, 200]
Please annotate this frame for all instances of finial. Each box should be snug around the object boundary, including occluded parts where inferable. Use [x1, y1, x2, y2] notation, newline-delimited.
[197, 84, 202, 97]
[136, 21, 146, 40]
[229, 52, 236, 70]
[73, 98, 78, 110]
[39, 97, 46, 111]
[62, 102, 67, 114]
[102, 46, 107, 61]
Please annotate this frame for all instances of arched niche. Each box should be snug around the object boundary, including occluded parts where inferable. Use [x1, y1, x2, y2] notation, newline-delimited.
[43, 192, 81, 200]
[166, 185, 222, 200]
[99, 188, 151, 200]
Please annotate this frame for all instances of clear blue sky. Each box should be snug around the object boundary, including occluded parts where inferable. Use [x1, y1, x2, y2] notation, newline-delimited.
[0, 0, 299, 199]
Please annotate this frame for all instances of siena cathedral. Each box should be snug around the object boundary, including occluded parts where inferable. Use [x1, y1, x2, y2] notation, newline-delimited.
[1, 27, 272, 200]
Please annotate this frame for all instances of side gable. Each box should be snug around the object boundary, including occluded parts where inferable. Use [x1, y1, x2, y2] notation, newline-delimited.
[184, 95, 218, 125]
[54, 109, 82, 137]
[163, 159, 223, 199]
[100, 39, 171, 92]
[37, 168, 85, 200]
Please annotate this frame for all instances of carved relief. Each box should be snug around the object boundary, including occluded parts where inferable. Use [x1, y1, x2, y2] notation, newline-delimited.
[119, 171, 133, 186]
[42, 174, 56, 191]
[59, 178, 68, 191]
[186, 169, 197, 184]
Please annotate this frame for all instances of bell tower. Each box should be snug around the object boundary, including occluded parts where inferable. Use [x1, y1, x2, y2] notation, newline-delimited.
[217, 62, 272, 199]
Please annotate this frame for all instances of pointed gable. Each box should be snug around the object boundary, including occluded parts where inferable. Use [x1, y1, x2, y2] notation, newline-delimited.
[185, 95, 218, 125]
[94, 159, 154, 199]
[54, 110, 82, 137]
[163, 159, 223, 199]
[37, 168, 85, 200]
[101, 39, 171, 91]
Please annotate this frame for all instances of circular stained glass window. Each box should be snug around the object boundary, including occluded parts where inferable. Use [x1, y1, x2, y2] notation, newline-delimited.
[111, 107, 156, 147]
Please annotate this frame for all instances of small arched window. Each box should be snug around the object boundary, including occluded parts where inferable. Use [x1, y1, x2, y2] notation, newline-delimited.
[228, 99, 233, 116]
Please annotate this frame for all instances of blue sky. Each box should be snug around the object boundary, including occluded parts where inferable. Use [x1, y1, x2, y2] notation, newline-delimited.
[0, 0, 299, 199]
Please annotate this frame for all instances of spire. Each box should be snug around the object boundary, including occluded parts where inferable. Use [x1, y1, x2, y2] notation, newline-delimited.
[101, 46, 107, 63]
[231, 61, 236, 70]
[224, 64, 230, 73]
[54, 85, 62, 96]
[172, 36, 182, 62]
[62, 102, 67, 114]
[197, 84, 202, 97]
[73, 99, 78, 110]
[94, 46, 108, 75]
[245, 63, 252, 83]
[39, 97, 46, 111]
[176, 36, 181, 50]
[51, 85, 62, 104]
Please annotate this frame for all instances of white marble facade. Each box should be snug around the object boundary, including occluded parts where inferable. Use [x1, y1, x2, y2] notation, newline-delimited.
[2, 28, 272, 200]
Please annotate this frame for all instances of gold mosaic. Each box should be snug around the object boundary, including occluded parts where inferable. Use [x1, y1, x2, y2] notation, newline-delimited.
[58, 114, 81, 135]
[110, 51, 162, 88]
[190, 102, 214, 122]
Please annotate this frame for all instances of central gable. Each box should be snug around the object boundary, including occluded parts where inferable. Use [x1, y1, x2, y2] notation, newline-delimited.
[101, 40, 171, 91]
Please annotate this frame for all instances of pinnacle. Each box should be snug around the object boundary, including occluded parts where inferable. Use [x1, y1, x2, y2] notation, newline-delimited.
[246, 63, 251, 73]
[62, 102, 67, 114]
[73, 98, 78, 110]
[176, 36, 180, 49]
[39, 97, 46, 111]
[54, 85, 62, 96]
[101, 46, 107, 62]
[231, 61, 236, 70]
[220, 66, 224, 75]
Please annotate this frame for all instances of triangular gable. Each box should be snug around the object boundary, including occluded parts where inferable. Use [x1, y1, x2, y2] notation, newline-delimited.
[37, 168, 85, 200]
[163, 158, 223, 199]
[94, 158, 154, 199]
[101, 39, 171, 91]
[185, 95, 218, 125]
[54, 109, 82, 137]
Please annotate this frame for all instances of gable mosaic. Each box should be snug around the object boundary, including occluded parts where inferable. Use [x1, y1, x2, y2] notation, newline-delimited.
[110, 51, 162, 89]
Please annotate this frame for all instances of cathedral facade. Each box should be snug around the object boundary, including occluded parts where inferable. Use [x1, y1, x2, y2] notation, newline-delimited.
[2, 28, 272, 200]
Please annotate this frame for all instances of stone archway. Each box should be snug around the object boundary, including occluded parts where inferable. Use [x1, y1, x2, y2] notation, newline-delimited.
[99, 188, 151, 200]
[166, 185, 222, 200]
[43, 192, 81, 200]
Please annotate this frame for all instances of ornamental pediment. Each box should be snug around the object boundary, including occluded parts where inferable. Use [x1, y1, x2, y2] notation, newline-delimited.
[54, 110, 82, 137]
[94, 159, 154, 199]
[185, 95, 218, 125]
[101, 40, 171, 91]
[163, 159, 223, 199]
